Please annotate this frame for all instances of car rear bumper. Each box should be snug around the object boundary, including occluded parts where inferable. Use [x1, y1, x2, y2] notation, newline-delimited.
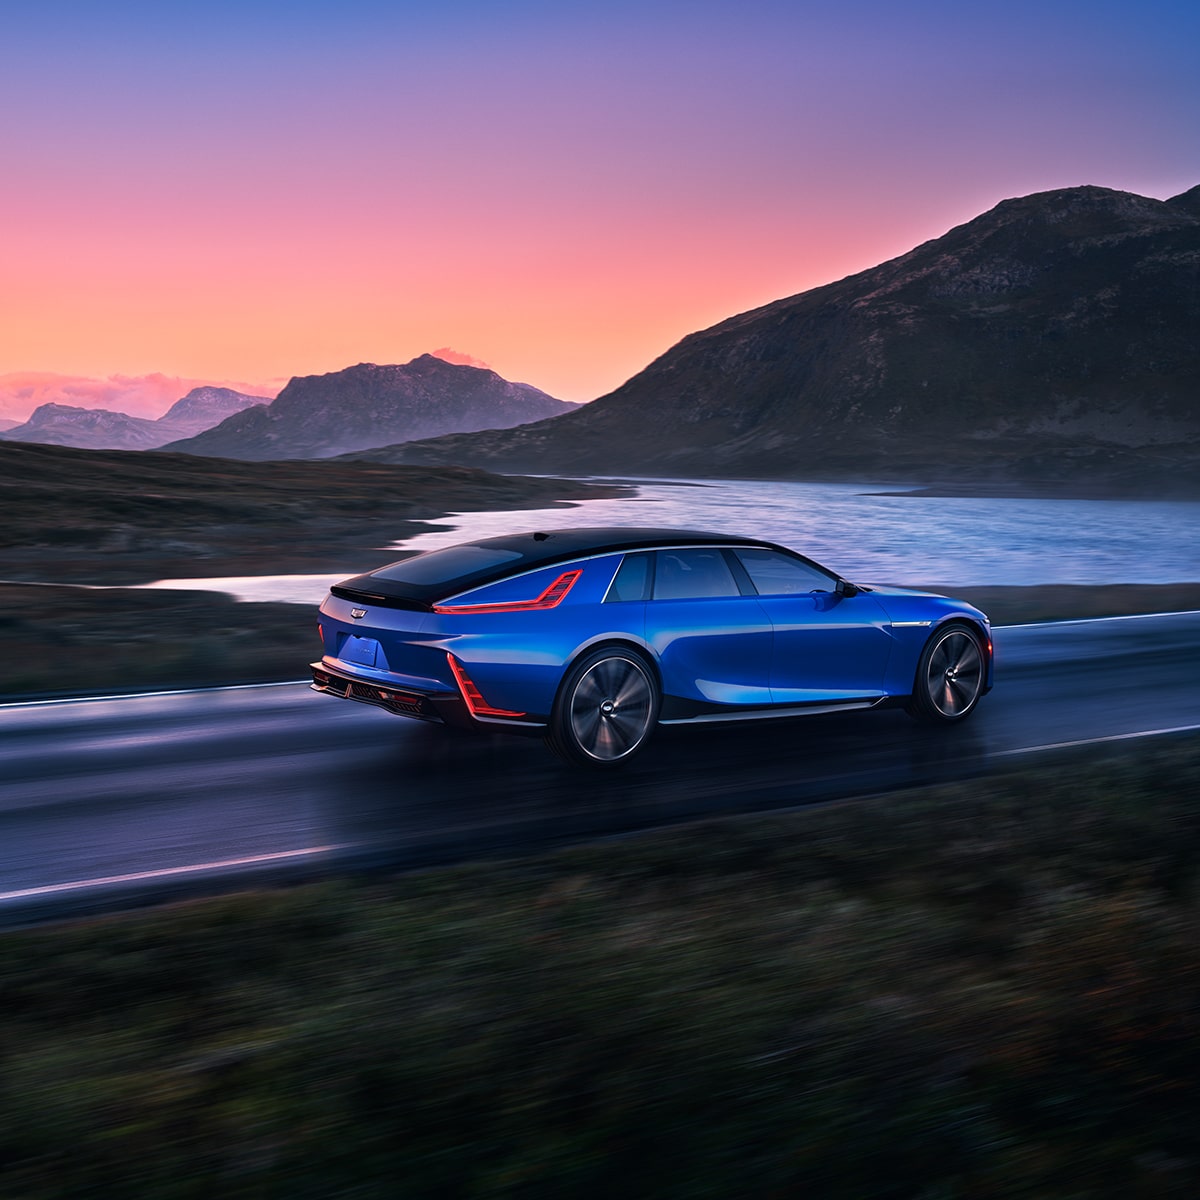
[309, 661, 547, 733]
[309, 660, 464, 725]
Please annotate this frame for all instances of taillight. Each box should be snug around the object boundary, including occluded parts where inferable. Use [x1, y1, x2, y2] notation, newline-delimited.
[433, 569, 582, 615]
[318, 621, 324, 644]
[447, 654, 525, 718]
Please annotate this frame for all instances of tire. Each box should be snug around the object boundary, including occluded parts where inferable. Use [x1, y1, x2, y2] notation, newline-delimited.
[906, 622, 986, 723]
[546, 647, 660, 767]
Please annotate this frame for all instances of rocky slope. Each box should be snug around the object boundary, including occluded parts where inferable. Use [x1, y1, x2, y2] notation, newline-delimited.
[358, 185, 1200, 493]
[165, 355, 575, 460]
[0, 387, 267, 451]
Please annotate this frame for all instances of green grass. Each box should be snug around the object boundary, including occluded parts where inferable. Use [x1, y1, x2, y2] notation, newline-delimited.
[1, 740, 1197, 1198]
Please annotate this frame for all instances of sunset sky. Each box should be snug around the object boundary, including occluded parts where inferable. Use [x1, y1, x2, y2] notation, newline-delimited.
[3, 0, 1197, 419]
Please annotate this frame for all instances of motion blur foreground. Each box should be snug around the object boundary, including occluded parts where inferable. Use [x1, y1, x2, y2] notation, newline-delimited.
[311, 528, 993, 766]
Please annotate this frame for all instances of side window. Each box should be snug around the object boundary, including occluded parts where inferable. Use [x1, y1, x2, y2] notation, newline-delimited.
[735, 548, 834, 595]
[653, 549, 740, 600]
[605, 552, 651, 602]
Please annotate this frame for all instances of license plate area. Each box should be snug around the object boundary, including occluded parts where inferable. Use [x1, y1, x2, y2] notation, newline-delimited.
[339, 635, 381, 667]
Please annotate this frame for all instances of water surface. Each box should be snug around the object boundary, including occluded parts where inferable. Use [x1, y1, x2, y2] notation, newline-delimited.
[137, 477, 1200, 604]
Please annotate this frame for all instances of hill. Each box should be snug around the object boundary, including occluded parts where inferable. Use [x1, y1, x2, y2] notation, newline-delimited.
[354, 185, 1200, 494]
[165, 355, 575, 460]
[0, 387, 266, 451]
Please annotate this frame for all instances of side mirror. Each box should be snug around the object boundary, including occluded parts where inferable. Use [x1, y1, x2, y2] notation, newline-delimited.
[835, 579, 859, 598]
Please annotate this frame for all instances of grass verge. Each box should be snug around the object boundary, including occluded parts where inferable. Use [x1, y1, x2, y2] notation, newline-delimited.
[1, 739, 1197, 1197]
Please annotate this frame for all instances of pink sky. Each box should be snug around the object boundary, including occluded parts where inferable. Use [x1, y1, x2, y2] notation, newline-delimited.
[2, 1, 1196, 417]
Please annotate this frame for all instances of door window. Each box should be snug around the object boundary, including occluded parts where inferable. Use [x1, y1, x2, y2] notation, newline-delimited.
[735, 548, 835, 595]
[653, 549, 740, 600]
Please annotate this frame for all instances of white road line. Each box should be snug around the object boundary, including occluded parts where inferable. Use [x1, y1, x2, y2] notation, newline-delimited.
[4, 723, 1198, 906]
[0, 679, 311, 709]
[996, 609, 1200, 630]
[0, 844, 351, 903]
[994, 724, 1200, 756]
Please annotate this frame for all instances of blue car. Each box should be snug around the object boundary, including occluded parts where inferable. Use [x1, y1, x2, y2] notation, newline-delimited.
[311, 527, 992, 766]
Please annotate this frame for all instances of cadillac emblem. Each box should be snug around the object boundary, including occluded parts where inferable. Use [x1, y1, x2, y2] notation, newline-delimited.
[350, 608, 368, 619]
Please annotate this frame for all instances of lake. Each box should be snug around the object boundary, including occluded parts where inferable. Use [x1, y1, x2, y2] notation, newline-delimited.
[139, 477, 1200, 604]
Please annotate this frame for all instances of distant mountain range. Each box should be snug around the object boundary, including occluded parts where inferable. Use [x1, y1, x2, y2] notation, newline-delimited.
[165, 355, 575, 460]
[0, 387, 267, 451]
[344, 184, 1200, 494]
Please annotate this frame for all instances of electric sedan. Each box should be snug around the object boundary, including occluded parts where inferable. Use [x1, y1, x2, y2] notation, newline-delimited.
[311, 527, 992, 766]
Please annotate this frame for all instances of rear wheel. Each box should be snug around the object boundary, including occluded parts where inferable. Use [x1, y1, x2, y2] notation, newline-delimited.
[546, 648, 660, 766]
[907, 622, 985, 723]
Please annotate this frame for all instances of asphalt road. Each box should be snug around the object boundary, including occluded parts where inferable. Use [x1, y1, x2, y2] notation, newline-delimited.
[3, 612, 1199, 924]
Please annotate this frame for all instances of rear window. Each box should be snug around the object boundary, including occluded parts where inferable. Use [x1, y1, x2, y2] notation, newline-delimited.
[370, 545, 524, 586]
[605, 552, 652, 602]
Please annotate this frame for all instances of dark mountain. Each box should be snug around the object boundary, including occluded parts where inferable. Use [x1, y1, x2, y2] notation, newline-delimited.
[165, 355, 575, 460]
[354, 185, 1200, 494]
[0, 387, 267, 451]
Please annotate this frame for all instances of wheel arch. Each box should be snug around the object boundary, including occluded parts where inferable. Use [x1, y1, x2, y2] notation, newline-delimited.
[931, 614, 993, 685]
[546, 638, 664, 767]
[557, 635, 663, 700]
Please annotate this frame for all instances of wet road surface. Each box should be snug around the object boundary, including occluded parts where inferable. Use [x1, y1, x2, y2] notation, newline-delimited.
[2, 612, 1198, 923]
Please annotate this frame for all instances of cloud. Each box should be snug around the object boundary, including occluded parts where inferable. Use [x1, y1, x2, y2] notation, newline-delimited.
[430, 347, 492, 371]
[0, 372, 280, 423]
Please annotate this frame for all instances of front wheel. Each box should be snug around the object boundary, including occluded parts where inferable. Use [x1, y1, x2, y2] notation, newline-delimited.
[906, 623, 986, 723]
[546, 648, 660, 767]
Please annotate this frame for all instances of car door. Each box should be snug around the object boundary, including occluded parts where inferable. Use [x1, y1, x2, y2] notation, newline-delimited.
[644, 547, 773, 707]
[732, 547, 893, 703]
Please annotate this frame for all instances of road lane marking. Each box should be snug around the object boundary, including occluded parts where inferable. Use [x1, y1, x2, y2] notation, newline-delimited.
[0, 679, 312, 710]
[0, 844, 351, 903]
[994, 723, 1200, 756]
[996, 609, 1200, 630]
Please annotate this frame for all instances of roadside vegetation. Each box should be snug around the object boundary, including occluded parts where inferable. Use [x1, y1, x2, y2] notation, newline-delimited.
[1, 739, 1197, 1197]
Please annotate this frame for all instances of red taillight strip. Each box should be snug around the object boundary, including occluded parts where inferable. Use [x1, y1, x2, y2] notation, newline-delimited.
[433, 569, 582, 615]
[447, 654, 526, 718]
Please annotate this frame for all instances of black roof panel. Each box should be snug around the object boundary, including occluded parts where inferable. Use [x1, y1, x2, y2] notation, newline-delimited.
[331, 526, 782, 607]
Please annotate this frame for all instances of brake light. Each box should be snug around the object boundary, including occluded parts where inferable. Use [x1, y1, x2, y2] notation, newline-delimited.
[318, 622, 324, 644]
[447, 654, 526, 718]
[433, 569, 582, 614]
